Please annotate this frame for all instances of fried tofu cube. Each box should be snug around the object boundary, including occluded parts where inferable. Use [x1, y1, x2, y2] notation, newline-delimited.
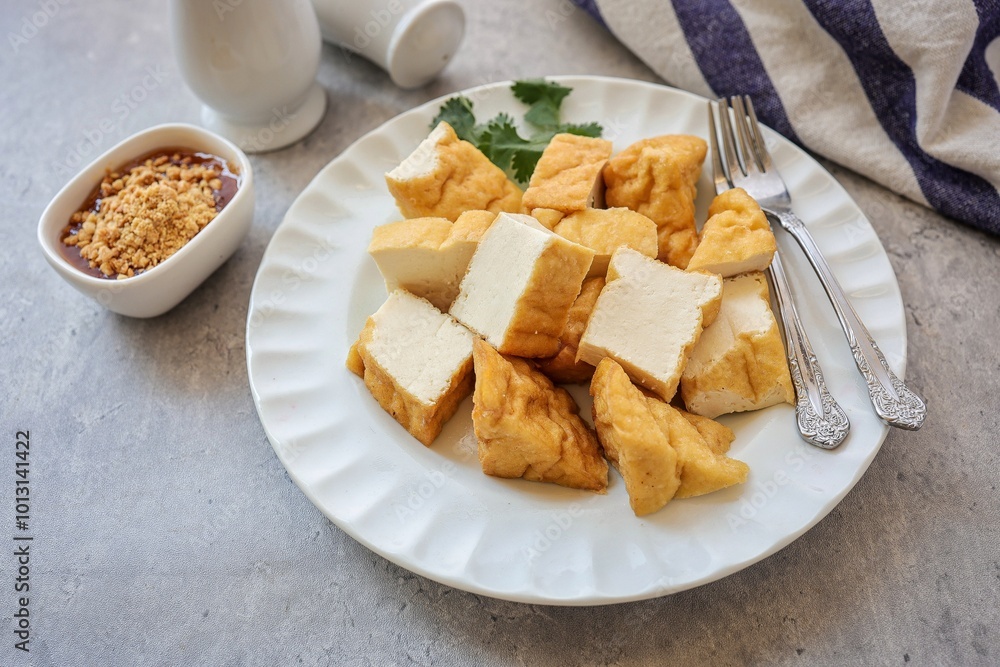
[385, 121, 522, 221]
[681, 272, 794, 418]
[521, 133, 613, 213]
[350, 290, 475, 446]
[450, 213, 595, 358]
[687, 188, 776, 276]
[603, 135, 707, 268]
[548, 207, 658, 277]
[368, 211, 495, 311]
[535, 276, 605, 384]
[590, 358, 681, 516]
[472, 339, 608, 492]
[577, 247, 723, 402]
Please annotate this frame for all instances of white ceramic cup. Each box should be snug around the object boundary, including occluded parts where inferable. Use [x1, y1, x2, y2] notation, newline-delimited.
[311, 0, 465, 89]
[169, 0, 327, 152]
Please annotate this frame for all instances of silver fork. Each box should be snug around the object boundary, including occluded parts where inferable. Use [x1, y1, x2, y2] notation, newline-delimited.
[717, 95, 926, 431]
[708, 101, 850, 449]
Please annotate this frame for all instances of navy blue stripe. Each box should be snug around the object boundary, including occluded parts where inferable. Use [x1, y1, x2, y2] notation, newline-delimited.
[571, 0, 606, 26]
[957, 0, 1000, 112]
[803, 0, 1000, 234]
[671, 0, 800, 144]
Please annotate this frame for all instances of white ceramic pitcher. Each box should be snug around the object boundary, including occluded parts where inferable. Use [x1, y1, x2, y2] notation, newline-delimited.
[169, 0, 327, 152]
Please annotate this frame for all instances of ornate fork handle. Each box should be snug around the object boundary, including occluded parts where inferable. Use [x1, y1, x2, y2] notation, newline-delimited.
[769, 209, 927, 430]
[769, 252, 850, 448]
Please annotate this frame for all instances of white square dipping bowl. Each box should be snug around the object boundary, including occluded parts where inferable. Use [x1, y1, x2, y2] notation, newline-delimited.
[37, 123, 254, 318]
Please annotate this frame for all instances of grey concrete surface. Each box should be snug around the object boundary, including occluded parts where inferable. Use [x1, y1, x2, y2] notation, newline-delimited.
[1, 1, 998, 665]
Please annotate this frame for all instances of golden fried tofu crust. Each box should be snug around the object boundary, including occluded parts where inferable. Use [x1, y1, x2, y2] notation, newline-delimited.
[687, 188, 776, 276]
[528, 207, 565, 230]
[678, 409, 735, 456]
[472, 339, 608, 492]
[550, 208, 658, 277]
[345, 341, 365, 378]
[535, 276, 606, 384]
[501, 234, 595, 358]
[386, 122, 522, 221]
[645, 399, 748, 498]
[602, 135, 707, 268]
[590, 358, 681, 515]
[521, 134, 613, 213]
[452, 209, 498, 240]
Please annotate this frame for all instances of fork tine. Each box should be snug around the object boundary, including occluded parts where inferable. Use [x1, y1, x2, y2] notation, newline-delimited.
[743, 95, 774, 172]
[716, 97, 744, 182]
[707, 101, 731, 195]
[731, 96, 764, 174]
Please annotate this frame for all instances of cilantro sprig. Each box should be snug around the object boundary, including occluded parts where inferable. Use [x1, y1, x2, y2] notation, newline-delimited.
[430, 79, 603, 184]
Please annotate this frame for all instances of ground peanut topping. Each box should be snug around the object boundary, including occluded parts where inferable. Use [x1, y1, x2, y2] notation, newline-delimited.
[64, 153, 225, 279]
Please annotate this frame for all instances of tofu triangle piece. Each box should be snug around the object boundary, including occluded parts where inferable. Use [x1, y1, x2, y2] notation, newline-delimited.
[687, 188, 777, 277]
[602, 134, 707, 268]
[450, 212, 595, 358]
[385, 121, 522, 221]
[577, 246, 723, 402]
[590, 358, 681, 516]
[678, 409, 735, 456]
[681, 272, 794, 418]
[591, 358, 749, 515]
[368, 211, 495, 312]
[521, 133, 613, 213]
[471, 339, 608, 493]
[350, 290, 476, 446]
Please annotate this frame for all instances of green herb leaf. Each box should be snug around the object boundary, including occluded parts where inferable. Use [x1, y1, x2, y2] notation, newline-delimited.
[431, 79, 603, 185]
[556, 121, 604, 138]
[523, 99, 562, 129]
[511, 79, 573, 109]
[479, 115, 556, 183]
[430, 96, 478, 142]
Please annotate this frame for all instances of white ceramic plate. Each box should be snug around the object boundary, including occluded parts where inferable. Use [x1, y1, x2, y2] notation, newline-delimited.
[246, 76, 904, 605]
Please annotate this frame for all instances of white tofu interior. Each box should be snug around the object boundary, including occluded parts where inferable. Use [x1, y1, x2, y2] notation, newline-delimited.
[578, 248, 721, 390]
[685, 274, 772, 376]
[449, 213, 552, 346]
[366, 290, 474, 405]
[371, 241, 476, 312]
[386, 121, 448, 181]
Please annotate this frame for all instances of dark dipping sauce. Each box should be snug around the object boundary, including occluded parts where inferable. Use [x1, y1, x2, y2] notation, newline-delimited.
[59, 147, 242, 279]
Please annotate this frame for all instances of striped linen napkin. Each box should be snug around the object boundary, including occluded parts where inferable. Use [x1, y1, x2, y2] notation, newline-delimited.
[573, 0, 1000, 236]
